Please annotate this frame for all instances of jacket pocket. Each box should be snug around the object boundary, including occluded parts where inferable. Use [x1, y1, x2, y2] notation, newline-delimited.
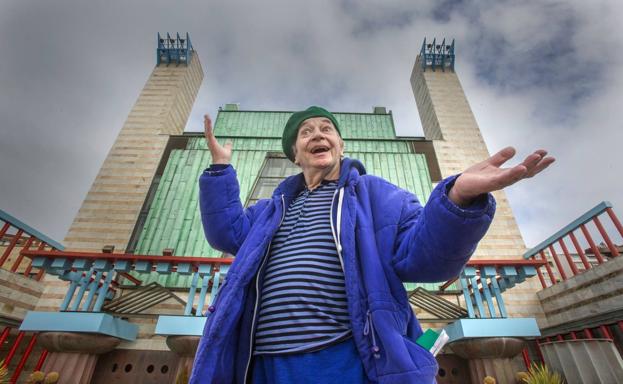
[370, 309, 438, 381]
[401, 333, 438, 376]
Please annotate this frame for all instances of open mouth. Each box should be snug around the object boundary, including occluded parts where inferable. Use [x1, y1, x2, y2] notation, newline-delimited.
[310, 146, 330, 154]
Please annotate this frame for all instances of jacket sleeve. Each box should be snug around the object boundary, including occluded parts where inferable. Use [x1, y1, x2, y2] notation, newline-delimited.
[198, 165, 269, 255]
[391, 174, 496, 282]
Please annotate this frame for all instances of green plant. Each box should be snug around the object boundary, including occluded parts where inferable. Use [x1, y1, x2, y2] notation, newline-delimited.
[516, 371, 530, 383]
[521, 363, 564, 384]
[0, 360, 9, 384]
[175, 366, 189, 384]
[44, 372, 59, 384]
[483, 376, 496, 384]
[26, 370, 45, 384]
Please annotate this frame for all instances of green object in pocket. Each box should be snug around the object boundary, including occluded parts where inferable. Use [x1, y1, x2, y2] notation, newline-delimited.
[416, 329, 449, 356]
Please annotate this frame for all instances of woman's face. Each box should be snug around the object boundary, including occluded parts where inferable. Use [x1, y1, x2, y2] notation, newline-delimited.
[293, 117, 344, 173]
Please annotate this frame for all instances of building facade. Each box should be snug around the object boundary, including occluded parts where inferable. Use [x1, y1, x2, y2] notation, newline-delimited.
[1, 35, 622, 384]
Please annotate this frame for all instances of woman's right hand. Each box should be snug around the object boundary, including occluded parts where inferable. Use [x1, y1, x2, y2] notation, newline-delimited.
[204, 114, 232, 164]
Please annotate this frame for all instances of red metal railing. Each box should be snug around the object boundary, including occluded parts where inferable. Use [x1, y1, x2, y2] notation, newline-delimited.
[0, 209, 64, 280]
[0, 327, 45, 384]
[524, 202, 622, 289]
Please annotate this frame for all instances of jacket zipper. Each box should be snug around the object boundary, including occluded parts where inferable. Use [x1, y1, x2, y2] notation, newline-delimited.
[330, 187, 345, 273]
[243, 194, 286, 383]
[331, 187, 381, 359]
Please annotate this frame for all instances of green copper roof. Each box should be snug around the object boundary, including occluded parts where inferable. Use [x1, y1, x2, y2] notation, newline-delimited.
[187, 137, 412, 154]
[214, 110, 396, 139]
[133, 110, 435, 288]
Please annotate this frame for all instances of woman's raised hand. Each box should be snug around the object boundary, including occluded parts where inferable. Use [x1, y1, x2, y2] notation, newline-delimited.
[449, 146, 555, 206]
[204, 114, 232, 164]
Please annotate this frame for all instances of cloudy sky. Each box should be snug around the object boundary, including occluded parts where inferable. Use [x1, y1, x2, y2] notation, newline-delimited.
[1, 0, 621, 248]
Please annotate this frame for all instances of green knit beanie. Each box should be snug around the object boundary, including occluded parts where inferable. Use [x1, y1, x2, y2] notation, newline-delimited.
[282, 106, 341, 162]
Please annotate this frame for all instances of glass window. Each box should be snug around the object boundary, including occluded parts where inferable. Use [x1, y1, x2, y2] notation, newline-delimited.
[246, 154, 299, 207]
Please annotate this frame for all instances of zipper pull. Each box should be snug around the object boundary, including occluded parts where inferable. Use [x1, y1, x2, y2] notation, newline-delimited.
[363, 310, 381, 359]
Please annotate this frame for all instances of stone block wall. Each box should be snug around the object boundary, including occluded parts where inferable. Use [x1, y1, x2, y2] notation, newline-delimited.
[537, 256, 623, 329]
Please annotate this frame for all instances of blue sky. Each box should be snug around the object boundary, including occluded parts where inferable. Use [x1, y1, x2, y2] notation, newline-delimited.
[0, 0, 621, 247]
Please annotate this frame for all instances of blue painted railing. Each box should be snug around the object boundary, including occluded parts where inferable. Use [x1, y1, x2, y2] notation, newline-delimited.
[522, 201, 622, 288]
[22, 249, 232, 317]
[456, 261, 542, 319]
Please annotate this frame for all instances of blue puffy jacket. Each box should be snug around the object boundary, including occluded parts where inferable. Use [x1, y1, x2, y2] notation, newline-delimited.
[190, 158, 495, 384]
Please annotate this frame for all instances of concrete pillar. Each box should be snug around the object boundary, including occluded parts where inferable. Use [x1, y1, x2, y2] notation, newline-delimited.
[38, 332, 121, 384]
[450, 337, 525, 384]
[166, 335, 200, 382]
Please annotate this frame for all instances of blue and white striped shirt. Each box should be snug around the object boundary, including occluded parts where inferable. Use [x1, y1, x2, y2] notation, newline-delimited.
[253, 180, 351, 355]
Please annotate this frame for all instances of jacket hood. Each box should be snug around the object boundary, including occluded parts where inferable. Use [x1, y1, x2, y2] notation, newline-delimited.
[273, 157, 366, 198]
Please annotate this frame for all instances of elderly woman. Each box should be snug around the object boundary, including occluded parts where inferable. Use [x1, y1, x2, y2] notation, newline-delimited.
[190, 106, 554, 384]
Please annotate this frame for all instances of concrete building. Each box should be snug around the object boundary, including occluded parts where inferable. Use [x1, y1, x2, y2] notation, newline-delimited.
[1, 35, 622, 384]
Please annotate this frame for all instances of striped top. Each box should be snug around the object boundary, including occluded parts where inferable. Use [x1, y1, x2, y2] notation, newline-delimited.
[253, 180, 352, 355]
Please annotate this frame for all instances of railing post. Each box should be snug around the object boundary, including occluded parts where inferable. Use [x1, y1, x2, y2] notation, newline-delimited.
[0, 229, 23, 267]
[593, 216, 620, 257]
[568, 231, 591, 270]
[534, 340, 545, 363]
[9, 333, 37, 384]
[0, 327, 11, 347]
[605, 207, 623, 237]
[459, 276, 475, 318]
[60, 273, 80, 311]
[532, 256, 547, 288]
[599, 325, 613, 340]
[34, 349, 48, 371]
[548, 245, 567, 281]
[0, 222, 10, 238]
[209, 269, 222, 306]
[10, 235, 34, 272]
[580, 224, 605, 264]
[196, 274, 210, 315]
[488, 273, 507, 318]
[539, 251, 557, 284]
[93, 271, 114, 312]
[4, 331, 25, 366]
[82, 271, 103, 311]
[70, 271, 92, 311]
[558, 238, 579, 276]
[522, 348, 531, 370]
[479, 272, 497, 317]
[470, 275, 486, 318]
[185, 272, 199, 316]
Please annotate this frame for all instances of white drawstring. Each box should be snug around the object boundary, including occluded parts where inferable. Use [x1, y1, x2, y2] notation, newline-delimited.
[363, 310, 381, 359]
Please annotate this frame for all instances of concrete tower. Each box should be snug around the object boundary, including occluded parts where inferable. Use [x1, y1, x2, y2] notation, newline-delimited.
[410, 39, 543, 321]
[63, 33, 203, 252]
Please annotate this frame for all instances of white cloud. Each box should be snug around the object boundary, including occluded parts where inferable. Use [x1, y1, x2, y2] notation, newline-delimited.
[0, 0, 621, 249]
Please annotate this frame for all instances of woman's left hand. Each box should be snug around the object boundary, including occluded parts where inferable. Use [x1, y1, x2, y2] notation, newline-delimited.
[448, 146, 556, 206]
